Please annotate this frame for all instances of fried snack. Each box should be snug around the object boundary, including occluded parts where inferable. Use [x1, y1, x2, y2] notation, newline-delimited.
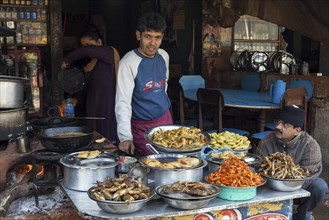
[205, 157, 263, 187]
[90, 177, 152, 204]
[143, 157, 201, 169]
[76, 150, 101, 159]
[210, 151, 246, 160]
[152, 127, 207, 150]
[208, 131, 250, 150]
[259, 152, 310, 179]
[162, 181, 215, 197]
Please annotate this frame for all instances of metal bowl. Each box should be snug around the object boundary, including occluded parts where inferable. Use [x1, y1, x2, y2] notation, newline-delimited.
[263, 175, 308, 192]
[155, 184, 219, 210]
[116, 156, 137, 174]
[88, 188, 154, 214]
[144, 125, 209, 153]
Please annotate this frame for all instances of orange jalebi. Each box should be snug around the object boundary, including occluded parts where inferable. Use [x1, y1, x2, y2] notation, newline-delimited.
[205, 157, 263, 187]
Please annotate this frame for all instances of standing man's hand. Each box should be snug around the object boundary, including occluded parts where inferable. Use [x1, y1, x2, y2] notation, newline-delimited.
[118, 140, 135, 155]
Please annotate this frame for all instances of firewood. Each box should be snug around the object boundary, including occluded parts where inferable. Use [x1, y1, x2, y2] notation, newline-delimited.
[0, 170, 35, 217]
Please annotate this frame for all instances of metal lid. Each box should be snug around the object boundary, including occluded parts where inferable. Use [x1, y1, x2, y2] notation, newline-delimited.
[60, 151, 119, 169]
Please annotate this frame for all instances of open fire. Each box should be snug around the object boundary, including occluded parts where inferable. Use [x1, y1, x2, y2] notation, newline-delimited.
[0, 140, 65, 217]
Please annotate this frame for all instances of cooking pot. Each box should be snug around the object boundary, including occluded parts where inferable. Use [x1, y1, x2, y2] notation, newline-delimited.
[0, 75, 27, 109]
[60, 151, 119, 191]
[37, 126, 94, 152]
[0, 107, 27, 141]
[139, 154, 207, 187]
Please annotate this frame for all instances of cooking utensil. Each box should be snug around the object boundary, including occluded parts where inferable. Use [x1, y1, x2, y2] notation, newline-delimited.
[116, 156, 137, 174]
[16, 134, 31, 153]
[144, 125, 209, 153]
[0, 75, 28, 109]
[58, 67, 85, 94]
[139, 154, 207, 187]
[262, 175, 309, 192]
[30, 117, 78, 132]
[87, 187, 154, 214]
[60, 151, 119, 191]
[37, 126, 94, 152]
[0, 107, 27, 141]
[155, 183, 220, 210]
[139, 154, 202, 170]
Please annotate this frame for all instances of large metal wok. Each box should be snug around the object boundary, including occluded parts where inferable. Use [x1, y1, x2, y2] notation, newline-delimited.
[31, 117, 78, 132]
[37, 126, 93, 152]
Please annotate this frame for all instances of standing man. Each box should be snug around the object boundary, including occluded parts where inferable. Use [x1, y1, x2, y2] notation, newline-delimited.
[256, 105, 328, 220]
[115, 12, 173, 156]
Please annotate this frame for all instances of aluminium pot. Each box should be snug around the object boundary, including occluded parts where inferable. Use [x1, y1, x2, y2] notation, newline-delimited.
[0, 76, 27, 109]
[37, 126, 94, 152]
[0, 107, 27, 141]
[60, 152, 119, 191]
[139, 154, 207, 187]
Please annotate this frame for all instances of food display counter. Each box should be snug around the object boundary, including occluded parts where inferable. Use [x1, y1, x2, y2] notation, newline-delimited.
[59, 179, 310, 220]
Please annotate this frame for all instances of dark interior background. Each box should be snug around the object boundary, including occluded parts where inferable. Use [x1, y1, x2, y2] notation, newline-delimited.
[61, 0, 327, 76]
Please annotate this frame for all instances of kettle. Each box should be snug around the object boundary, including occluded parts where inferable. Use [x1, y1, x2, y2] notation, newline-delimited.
[270, 80, 286, 104]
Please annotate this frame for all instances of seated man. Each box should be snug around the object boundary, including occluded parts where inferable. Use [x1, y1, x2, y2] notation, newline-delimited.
[256, 105, 328, 220]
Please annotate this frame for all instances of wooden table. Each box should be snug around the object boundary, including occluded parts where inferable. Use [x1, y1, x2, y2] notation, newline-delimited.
[184, 88, 280, 132]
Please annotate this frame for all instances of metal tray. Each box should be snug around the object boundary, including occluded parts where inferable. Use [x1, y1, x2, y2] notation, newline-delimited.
[155, 183, 220, 200]
[144, 125, 209, 153]
[139, 154, 203, 170]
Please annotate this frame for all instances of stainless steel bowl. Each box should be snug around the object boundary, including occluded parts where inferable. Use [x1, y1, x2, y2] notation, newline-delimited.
[155, 184, 219, 210]
[144, 125, 209, 153]
[88, 189, 154, 214]
[116, 156, 137, 174]
[264, 176, 308, 192]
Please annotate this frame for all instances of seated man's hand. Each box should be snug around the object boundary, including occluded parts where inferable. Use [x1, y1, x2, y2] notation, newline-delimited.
[118, 140, 135, 155]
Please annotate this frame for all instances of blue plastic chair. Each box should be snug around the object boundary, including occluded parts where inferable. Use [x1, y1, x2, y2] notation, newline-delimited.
[179, 75, 205, 92]
[251, 130, 273, 140]
[288, 79, 313, 101]
[241, 73, 261, 91]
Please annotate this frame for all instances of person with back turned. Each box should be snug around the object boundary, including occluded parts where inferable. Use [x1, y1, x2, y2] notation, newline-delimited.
[256, 105, 328, 220]
[61, 26, 120, 144]
[115, 12, 173, 156]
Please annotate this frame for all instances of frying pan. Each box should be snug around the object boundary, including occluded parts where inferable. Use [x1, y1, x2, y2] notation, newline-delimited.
[37, 126, 94, 152]
[58, 68, 85, 94]
[30, 117, 78, 132]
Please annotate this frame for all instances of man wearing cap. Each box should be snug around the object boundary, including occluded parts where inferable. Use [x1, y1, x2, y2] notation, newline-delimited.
[256, 105, 328, 220]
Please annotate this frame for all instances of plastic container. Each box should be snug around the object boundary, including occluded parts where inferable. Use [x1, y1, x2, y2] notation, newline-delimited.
[64, 98, 75, 117]
[270, 80, 286, 104]
[217, 185, 258, 201]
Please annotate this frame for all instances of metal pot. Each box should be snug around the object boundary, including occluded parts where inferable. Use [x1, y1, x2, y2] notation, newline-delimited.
[139, 154, 207, 187]
[0, 76, 27, 109]
[60, 151, 119, 191]
[0, 107, 27, 141]
[37, 126, 94, 152]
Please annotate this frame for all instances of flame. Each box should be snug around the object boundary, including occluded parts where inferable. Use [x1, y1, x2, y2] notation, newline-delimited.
[14, 164, 45, 179]
[36, 165, 44, 176]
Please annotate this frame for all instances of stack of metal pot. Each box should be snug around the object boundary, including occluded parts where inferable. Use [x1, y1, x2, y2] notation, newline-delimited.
[0, 75, 28, 141]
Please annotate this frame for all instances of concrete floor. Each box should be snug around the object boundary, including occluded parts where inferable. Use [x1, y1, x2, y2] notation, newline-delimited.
[313, 200, 329, 220]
